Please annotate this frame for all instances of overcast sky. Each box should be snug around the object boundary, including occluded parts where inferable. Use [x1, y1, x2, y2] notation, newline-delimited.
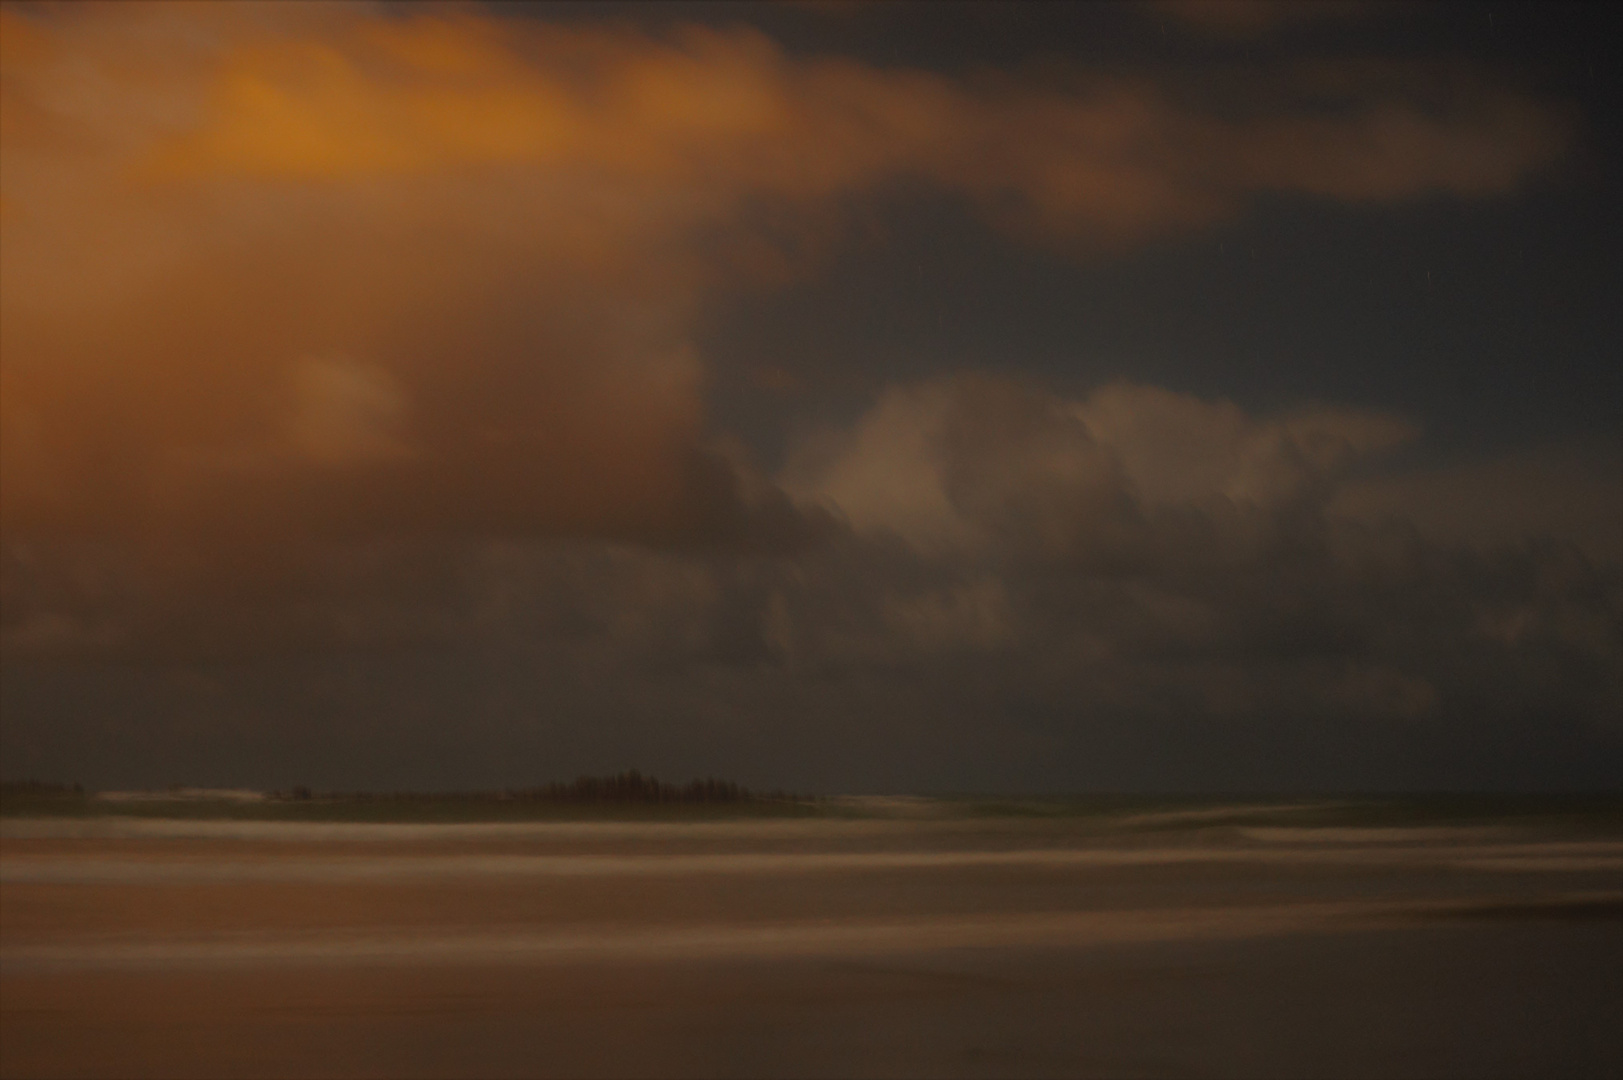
[2, 1, 1618, 793]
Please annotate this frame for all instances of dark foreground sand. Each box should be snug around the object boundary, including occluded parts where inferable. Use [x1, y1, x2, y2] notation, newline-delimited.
[3, 809, 1620, 1078]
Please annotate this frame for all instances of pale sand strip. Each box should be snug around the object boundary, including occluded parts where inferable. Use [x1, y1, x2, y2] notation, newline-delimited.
[6, 894, 1616, 973]
[3, 842, 1619, 884]
[0, 817, 988, 843]
[0, 900, 1493, 973]
[0, 813, 1542, 845]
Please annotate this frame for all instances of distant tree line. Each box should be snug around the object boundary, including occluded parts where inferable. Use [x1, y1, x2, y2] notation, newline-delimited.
[269, 771, 802, 804]
[520, 771, 750, 803]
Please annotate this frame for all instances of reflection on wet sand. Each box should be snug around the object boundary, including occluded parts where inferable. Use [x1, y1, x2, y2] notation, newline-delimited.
[3, 807, 1620, 1078]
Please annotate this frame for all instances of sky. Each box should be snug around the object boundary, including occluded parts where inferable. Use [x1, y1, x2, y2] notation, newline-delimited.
[1, 0, 1618, 793]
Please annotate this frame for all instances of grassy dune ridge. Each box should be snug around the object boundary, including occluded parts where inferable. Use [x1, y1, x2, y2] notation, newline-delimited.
[0, 775, 821, 822]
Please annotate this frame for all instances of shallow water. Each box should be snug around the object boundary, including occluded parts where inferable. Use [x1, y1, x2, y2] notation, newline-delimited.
[3, 806, 1620, 1078]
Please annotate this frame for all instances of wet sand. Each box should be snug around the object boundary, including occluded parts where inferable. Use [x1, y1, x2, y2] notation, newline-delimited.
[3, 811, 1620, 1078]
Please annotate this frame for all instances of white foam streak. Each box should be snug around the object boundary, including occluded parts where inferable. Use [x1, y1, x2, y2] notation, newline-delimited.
[0, 903, 1385, 972]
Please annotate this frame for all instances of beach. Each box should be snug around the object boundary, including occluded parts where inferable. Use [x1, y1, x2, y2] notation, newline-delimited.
[3, 803, 1620, 1078]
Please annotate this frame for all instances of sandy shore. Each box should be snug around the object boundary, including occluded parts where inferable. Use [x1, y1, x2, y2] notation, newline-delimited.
[3, 811, 1619, 1078]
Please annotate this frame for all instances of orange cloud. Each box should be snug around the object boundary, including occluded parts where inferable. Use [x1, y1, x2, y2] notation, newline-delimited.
[26, 9, 1564, 238]
[0, 3, 1576, 568]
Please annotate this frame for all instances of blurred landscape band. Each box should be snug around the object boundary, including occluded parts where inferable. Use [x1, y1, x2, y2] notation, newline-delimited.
[0, 774, 817, 820]
[5, 779, 1620, 828]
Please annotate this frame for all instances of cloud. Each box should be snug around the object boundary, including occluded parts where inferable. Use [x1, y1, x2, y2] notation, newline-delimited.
[2, 6, 727, 559]
[1329, 438, 1623, 567]
[770, 375, 1618, 742]
[105, 9, 1563, 210]
[783, 375, 1419, 559]
[1078, 383, 1420, 507]
[4, 376, 1618, 790]
[0, 5, 1610, 790]
[287, 355, 412, 466]
[0, 5, 1573, 566]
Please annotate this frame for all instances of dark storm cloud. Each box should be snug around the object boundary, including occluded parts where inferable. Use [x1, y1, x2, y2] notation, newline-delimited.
[778, 377, 1618, 727]
[5, 377, 1617, 791]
